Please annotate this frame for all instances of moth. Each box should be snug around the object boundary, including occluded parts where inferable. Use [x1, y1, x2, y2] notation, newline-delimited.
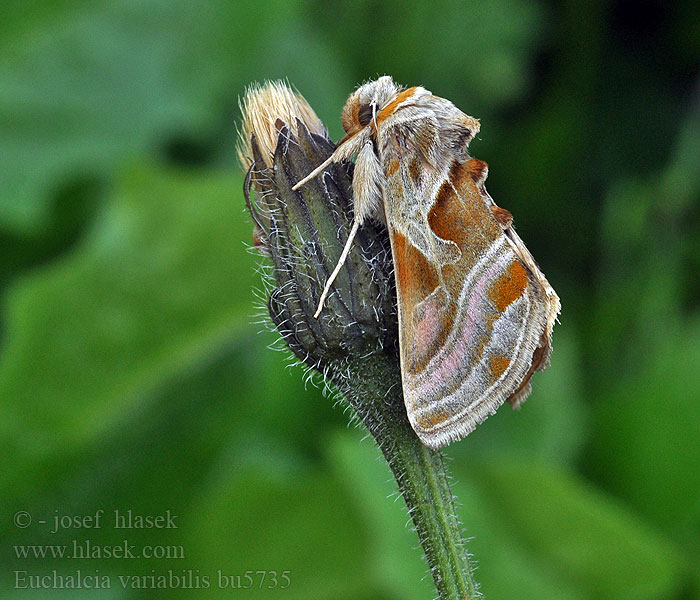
[293, 76, 560, 448]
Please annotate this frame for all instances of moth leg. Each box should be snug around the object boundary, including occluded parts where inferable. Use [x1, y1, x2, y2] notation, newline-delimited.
[314, 140, 383, 318]
[292, 130, 368, 191]
[313, 219, 360, 318]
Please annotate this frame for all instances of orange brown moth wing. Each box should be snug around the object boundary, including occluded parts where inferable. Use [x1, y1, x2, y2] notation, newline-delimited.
[383, 149, 559, 449]
[291, 76, 559, 448]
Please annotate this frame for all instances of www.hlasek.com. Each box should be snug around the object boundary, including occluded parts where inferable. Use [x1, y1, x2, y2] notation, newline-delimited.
[14, 569, 292, 590]
[15, 539, 184, 560]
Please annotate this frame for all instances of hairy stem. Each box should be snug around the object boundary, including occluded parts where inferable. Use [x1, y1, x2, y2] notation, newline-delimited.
[340, 353, 480, 599]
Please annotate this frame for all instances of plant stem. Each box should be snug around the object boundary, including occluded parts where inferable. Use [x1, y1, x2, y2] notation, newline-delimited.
[341, 353, 480, 600]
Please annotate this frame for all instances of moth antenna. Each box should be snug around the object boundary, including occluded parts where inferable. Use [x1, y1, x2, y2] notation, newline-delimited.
[291, 154, 336, 190]
[313, 219, 360, 318]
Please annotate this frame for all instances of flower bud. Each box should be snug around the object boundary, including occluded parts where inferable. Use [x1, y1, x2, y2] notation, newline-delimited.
[238, 82, 397, 376]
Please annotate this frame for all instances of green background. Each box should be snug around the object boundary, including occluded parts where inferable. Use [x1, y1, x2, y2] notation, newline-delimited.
[1, 1, 699, 598]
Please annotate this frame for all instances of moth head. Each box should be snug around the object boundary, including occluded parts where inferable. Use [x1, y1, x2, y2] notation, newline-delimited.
[292, 77, 401, 191]
[341, 76, 401, 137]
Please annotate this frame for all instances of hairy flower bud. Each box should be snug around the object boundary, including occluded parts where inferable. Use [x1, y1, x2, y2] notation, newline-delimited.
[238, 82, 397, 378]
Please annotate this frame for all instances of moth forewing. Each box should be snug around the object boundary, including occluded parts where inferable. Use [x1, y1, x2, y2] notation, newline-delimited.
[369, 86, 559, 448]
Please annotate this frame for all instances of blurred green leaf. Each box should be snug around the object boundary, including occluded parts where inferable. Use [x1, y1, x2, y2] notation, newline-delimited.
[0, 164, 254, 497]
[586, 108, 700, 546]
[455, 478, 588, 600]
[464, 458, 684, 600]
[1, 334, 342, 599]
[1, 1, 213, 234]
[180, 464, 379, 600]
[0, 0, 341, 236]
[325, 431, 433, 600]
[586, 317, 700, 533]
[310, 0, 545, 116]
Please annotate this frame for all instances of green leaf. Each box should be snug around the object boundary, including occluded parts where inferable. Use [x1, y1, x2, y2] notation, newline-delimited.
[309, 0, 545, 115]
[0, 164, 255, 497]
[587, 109, 700, 544]
[327, 431, 586, 600]
[586, 318, 700, 533]
[1, 1, 213, 234]
[1, 337, 341, 599]
[179, 465, 378, 600]
[0, 0, 339, 236]
[463, 458, 684, 600]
